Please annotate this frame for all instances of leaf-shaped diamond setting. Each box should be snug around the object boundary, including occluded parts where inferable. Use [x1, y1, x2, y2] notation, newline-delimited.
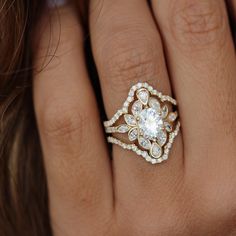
[136, 88, 149, 105]
[138, 136, 151, 150]
[128, 128, 138, 141]
[131, 100, 143, 116]
[150, 142, 162, 159]
[156, 130, 167, 146]
[124, 114, 136, 126]
[161, 105, 168, 118]
[117, 124, 129, 133]
[164, 122, 172, 132]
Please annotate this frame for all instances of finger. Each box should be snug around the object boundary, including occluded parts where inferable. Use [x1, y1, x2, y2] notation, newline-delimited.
[151, 0, 236, 166]
[90, 0, 184, 220]
[33, 6, 113, 235]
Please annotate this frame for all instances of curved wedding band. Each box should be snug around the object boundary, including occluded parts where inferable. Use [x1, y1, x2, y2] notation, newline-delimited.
[104, 82, 180, 164]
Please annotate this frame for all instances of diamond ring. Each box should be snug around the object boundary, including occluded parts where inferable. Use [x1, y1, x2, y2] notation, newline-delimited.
[104, 82, 180, 164]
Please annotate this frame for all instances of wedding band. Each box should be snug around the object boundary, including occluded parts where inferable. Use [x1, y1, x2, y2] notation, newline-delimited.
[104, 82, 180, 164]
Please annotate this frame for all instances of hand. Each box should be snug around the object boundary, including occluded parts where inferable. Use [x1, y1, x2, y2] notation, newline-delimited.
[33, 1, 236, 235]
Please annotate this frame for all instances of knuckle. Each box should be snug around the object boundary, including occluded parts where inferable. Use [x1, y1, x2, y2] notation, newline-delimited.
[101, 33, 159, 92]
[171, 0, 226, 49]
[40, 99, 87, 140]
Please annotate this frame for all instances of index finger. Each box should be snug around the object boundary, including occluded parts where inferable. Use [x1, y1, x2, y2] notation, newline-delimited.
[33, 6, 113, 235]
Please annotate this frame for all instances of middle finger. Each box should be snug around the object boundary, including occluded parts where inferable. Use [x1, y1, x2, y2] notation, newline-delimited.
[90, 0, 184, 224]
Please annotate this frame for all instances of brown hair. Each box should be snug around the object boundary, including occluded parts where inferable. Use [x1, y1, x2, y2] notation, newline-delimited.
[0, 0, 90, 234]
[0, 0, 52, 235]
[0, 0, 235, 235]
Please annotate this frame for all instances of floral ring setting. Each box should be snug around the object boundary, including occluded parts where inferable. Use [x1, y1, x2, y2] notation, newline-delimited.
[104, 82, 180, 164]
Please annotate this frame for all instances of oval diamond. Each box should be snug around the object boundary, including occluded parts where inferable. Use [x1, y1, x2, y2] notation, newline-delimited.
[138, 136, 151, 150]
[138, 108, 164, 140]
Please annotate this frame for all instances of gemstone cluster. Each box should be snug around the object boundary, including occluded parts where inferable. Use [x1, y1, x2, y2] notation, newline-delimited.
[104, 82, 180, 164]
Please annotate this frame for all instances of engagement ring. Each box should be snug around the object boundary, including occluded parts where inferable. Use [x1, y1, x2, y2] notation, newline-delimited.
[104, 82, 180, 164]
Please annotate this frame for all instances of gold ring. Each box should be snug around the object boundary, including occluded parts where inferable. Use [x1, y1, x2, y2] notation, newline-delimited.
[104, 82, 180, 164]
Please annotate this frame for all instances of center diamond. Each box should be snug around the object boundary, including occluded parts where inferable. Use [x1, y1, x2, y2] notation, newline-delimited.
[138, 108, 164, 140]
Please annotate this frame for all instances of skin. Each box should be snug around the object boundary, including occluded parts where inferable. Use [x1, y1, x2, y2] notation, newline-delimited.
[34, 0, 236, 235]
